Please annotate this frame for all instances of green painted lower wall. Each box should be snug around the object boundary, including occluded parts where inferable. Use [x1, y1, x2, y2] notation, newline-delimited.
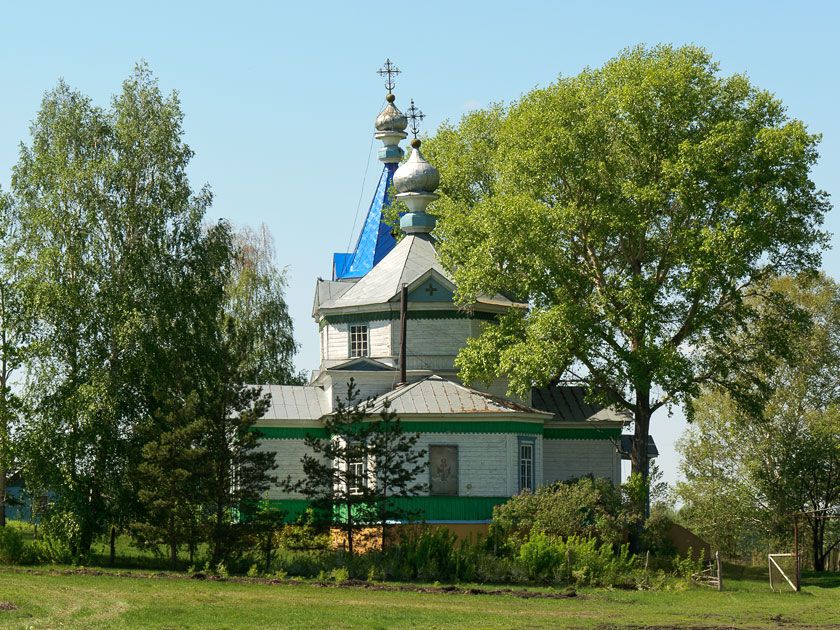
[266, 496, 509, 523]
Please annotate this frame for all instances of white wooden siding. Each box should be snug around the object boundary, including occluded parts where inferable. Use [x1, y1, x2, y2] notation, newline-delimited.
[542, 439, 620, 485]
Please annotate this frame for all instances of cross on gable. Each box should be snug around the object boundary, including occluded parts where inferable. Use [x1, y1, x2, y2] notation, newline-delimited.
[424, 282, 438, 296]
[377, 58, 401, 93]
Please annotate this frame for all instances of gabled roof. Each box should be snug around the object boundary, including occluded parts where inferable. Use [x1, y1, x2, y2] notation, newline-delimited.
[316, 233, 523, 313]
[368, 375, 552, 417]
[531, 385, 632, 424]
[259, 385, 329, 420]
[330, 357, 394, 371]
[321, 234, 447, 310]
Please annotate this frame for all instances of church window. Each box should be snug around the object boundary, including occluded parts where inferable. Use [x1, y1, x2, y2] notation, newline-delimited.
[348, 459, 366, 495]
[518, 438, 535, 492]
[350, 325, 369, 357]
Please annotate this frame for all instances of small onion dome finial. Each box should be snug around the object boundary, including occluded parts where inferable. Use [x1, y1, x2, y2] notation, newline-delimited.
[375, 101, 408, 133]
[374, 59, 407, 163]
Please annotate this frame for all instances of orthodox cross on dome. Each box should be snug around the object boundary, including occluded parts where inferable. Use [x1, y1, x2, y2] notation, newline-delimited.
[406, 99, 425, 139]
[377, 58, 401, 94]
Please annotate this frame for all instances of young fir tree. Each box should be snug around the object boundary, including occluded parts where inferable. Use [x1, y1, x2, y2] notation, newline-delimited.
[202, 318, 276, 565]
[132, 393, 208, 570]
[283, 379, 427, 556]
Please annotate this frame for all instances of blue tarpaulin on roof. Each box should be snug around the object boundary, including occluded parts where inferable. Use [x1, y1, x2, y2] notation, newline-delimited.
[333, 162, 398, 279]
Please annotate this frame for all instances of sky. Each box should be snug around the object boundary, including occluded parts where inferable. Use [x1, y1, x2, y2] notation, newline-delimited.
[1, 0, 838, 488]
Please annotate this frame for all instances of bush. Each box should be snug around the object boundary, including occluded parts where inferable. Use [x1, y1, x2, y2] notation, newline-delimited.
[275, 508, 330, 551]
[517, 532, 637, 587]
[491, 477, 629, 551]
[0, 526, 27, 564]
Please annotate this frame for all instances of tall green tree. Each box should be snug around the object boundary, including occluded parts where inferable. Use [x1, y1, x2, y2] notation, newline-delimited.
[678, 274, 840, 569]
[11, 64, 222, 555]
[423, 45, 830, 492]
[226, 224, 302, 385]
[0, 191, 30, 527]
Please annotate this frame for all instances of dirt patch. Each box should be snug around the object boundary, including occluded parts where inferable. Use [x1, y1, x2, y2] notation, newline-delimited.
[6, 566, 577, 600]
[0, 602, 18, 611]
[307, 579, 577, 599]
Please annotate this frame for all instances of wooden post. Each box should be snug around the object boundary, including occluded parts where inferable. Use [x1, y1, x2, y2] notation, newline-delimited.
[398, 283, 407, 386]
[794, 516, 801, 592]
[715, 550, 722, 591]
[769, 554, 774, 592]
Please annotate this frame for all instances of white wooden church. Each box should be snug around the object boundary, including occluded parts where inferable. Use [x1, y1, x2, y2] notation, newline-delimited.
[255, 64, 650, 529]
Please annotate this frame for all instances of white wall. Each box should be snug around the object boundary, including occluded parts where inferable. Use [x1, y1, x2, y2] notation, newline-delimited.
[263, 431, 547, 500]
[542, 439, 621, 485]
[257, 439, 310, 500]
[414, 433, 542, 497]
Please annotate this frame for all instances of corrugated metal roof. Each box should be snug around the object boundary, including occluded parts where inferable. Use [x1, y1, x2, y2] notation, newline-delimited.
[315, 234, 521, 312]
[531, 385, 631, 423]
[368, 375, 551, 416]
[258, 385, 329, 420]
[320, 234, 447, 309]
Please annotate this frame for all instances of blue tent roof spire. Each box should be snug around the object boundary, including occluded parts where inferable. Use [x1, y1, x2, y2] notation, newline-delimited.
[333, 61, 408, 280]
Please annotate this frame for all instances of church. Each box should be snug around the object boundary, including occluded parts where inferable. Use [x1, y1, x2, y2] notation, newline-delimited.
[255, 62, 649, 530]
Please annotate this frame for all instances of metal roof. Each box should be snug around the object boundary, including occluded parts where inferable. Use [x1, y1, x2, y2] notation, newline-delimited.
[368, 375, 551, 417]
[258, 385, 329, 420]
[531, 385, 632, 423]
[316, 233, 521, 313]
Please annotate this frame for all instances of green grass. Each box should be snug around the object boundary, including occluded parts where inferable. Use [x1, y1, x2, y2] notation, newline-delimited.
[0, 567, 838, 629]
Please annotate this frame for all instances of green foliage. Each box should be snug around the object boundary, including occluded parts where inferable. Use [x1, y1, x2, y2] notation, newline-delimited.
[673, 547, 707, 583]
[0, 525, 26, 564]
[518, 533, 635, 587]
[226, 224, 303, 385]
[282, 379, 427, 556]
[275, 507, 330, 551]
[677, 274, 840, 569]
[490, 477, 631, 550]
[423, 44, 830, 485]
[3, 64, 296, 566]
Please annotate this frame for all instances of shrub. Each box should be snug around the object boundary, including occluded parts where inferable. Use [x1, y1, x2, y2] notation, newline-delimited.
[330, 567, 350, 583]
[0, 526, 27, 564]
[518, 532, 563, 583]
[491, 477, 629, 551]
[275, 508, 330, 551]
[516, 532, 637, 587]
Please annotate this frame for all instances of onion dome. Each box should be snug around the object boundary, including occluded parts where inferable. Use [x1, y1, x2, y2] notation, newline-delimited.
[394, 140, 440, 194]
[395, 100, 440, 235]
[375, 94, 408, 133]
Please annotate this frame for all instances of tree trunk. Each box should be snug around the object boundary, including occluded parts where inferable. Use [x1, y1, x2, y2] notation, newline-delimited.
[812, 517, 825, 572]
[346, 506, 354, 558]
[629, 388, 652, 552]
[0, 467, 6, 527]
[109, 525, 116, 566]
[169, 512, 177, 571]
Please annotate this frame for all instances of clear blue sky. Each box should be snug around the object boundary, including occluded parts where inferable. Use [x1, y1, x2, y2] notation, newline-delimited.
[1, 0, 838, 487]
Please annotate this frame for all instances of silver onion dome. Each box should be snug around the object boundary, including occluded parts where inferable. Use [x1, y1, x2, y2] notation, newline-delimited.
[375, 95, 408, 133]
[394, 140, 440, 194]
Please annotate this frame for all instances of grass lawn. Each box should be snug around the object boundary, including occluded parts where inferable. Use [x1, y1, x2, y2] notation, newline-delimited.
[0, 567, 838, 629]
